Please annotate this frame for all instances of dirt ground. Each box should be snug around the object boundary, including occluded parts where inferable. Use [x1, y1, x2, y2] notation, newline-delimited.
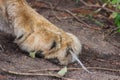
[0, 0, 120, 80]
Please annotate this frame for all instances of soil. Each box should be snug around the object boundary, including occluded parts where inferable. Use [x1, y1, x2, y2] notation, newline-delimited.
[0, 0, 120, 80]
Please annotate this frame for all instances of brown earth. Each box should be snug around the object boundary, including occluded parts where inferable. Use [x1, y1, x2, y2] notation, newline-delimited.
[0, 0, 120, 80]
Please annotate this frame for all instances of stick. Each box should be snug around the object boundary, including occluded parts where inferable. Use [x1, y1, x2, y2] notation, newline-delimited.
[95, 3, 107, 13]
[64, 9, 100, 30]
[28, 67, 120, 73]
[0, 68, 75, 80]
[79, 0, 117, 13]
[1, 67, 119, 80]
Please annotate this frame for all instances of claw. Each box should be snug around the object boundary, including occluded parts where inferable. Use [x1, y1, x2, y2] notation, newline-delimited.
[70, 50, 92, 73]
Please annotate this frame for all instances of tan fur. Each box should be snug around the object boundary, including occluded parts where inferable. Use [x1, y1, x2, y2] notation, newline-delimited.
[0, 0, 82, 65]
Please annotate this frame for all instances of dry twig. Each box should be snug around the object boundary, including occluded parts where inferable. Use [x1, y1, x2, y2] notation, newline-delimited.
[1, 66, 120, 80]
[104, 27, 119, 38]
[27, 67, 120, 73]
[0, 68, 75, 80]
[64, 9, 100, 30]
[95, 3, 107, 13]
[79, 0, 117, 13]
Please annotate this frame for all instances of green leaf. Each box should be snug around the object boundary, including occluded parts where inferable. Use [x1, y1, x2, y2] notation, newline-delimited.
[114, 13, 120, 32]
[111, 0, 117, 4]
[118, 28, 120, 32]
[118, 5, 120, 9]
[29, 51, 36, 58]
[115, 13, 120, 26]
[58, 66, 67, 76]
[111, 12, 118, 18]
[111, 0, 120, 4]
[117, 0, 120, 3]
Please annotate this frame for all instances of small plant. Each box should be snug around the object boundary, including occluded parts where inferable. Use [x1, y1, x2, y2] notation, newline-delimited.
[111, 0, 120, 10]
[105, 0, 120, 32]
[114, 13, 120, 32]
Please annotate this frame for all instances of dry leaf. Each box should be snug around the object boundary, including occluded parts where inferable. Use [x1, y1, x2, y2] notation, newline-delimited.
[58, 66, 67, 76]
